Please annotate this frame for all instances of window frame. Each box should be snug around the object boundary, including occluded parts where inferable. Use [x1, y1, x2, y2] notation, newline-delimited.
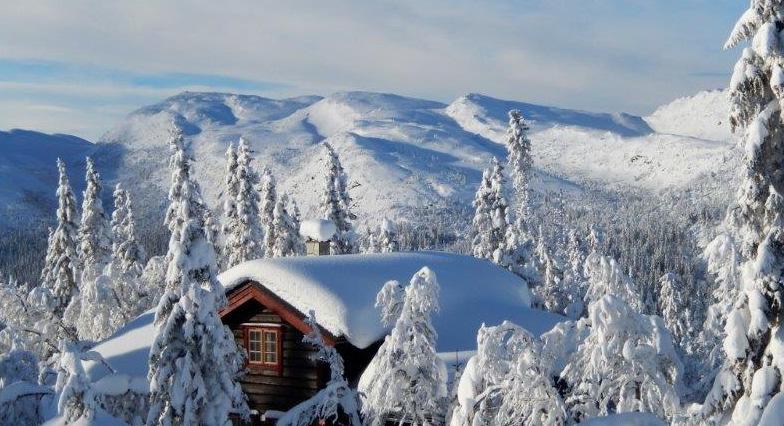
[242, 324, 283, 374]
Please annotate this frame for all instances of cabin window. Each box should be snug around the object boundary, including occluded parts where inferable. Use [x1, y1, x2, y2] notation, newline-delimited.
[244, 325, 282, 372]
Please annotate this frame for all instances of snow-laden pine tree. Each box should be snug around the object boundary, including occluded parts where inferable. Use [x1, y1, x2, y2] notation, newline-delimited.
[109, 183, 149, 319]
[495, 110, 539, 283]
[376, 219, 400, 253]
[363, 219, 400, 254]
[260, 166, 278, 258]
[224, 139, 264, 266]
[359, 268, 447, 425]
[277, 311, 361, 426]
[449, 321, 566, 426]
[77, 157, 112, 282]
[583, 252, 642, 313]
[42, 159, 81, 319]
[471, 157, 510, 261]
[494, 330, 566, 425]
[561, 294, 682, 422]
[146, 127, 249, 426]
[271, 194, 305, 257]
[563, 228, 587, 318]
[697, 234, 741, 393]
[320, 142, 357, 254]
[538, 247, 567, 315]
[658, 272, 690, 348]
[221, 142, 239, 267]
[699, 3, 784, 422]
[74, 272, 122, 342]
[506, 110, 533, 231]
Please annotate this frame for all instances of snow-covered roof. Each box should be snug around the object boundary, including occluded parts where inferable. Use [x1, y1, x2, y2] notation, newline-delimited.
[299, 219, 336, 242]
[86, 252, 563, 383]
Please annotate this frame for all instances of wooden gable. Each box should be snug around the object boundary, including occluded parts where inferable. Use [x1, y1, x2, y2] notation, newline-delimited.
[219, 281, 383, 423]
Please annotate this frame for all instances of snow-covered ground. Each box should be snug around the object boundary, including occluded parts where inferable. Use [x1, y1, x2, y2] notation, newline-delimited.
[0, 88, 737, 232]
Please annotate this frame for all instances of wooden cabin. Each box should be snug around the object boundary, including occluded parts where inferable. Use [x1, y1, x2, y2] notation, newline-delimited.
[87, 252, 561, 425]
[218, 280, 380, 423]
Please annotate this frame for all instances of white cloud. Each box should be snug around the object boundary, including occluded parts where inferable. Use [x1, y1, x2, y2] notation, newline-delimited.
[0, 0, 745, 137]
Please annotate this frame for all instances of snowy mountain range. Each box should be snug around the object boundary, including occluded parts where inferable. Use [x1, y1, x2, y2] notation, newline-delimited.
[0, 88, 736, 233]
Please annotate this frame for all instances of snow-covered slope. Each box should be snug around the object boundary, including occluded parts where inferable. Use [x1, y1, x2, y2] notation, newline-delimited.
[86, 89, 737, 232]
[445, 91, 736, 193]
[644, 89, 731, 142]
[0, 129, 94, 226]
[0, 89, 738, 235]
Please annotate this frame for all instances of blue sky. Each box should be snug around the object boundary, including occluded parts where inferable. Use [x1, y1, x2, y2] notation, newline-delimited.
[0, 1, 745, 140]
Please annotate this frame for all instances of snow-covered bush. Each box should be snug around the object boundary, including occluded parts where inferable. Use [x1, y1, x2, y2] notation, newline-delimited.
[55, 342, 101, 424]
[277, 311, 361, 426]
[450, 321, 566, 426]
[359, 267, 447, 425]
[561, 295, 682, 422]
[0, 349, 48, 426]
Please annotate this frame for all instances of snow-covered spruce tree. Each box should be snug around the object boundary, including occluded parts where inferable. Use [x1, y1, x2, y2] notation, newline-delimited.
[42, 159, 81, 319]
[471, 157, 510, 261]
[583, 251, 642, 313]
[494, 330, 566, 425]
[363, 219, 400, 254]
[359, 268, 447, 425]
[494, 110, 538, 283]
[277, 311, 361, 426]
[563, 228, 587, 318]
[74, 273, 122, 342]
[697, 234, 741, 390]
[377, 219, 400, 253]
[699, 3, 784, 422]
[109, 183, 149, 319]
[450, 322, 528, 426]
[658, 272, 690, 348]
[146, 127, 249, 426]
[77, 157, 112, 283]
[225, 139, 264, 266]
[449, 321, 566, 426]
[538, 246, 567, 315]
[320, 142, 357, 254]
[506, 110, 533, 231]
[220, 142, 239, 268]
[260, 166, 278, 258]
[561, 294, 682, 422]
[271, 194, 305, 257]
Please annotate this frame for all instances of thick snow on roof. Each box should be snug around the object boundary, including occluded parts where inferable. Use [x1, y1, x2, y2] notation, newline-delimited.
[299, 219, 336, 241]
[87, 251, 562, 382]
